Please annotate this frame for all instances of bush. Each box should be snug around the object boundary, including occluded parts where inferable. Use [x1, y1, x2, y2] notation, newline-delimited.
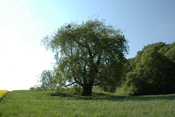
[30, 87, 35, 91]
[30, 86, 44, 91]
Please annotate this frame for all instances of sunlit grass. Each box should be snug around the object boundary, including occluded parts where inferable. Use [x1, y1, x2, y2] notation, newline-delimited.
[0, 87, 175, 116]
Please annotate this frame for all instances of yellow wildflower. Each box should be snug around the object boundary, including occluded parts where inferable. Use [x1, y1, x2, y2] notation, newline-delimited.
[0, 90, 8, 98]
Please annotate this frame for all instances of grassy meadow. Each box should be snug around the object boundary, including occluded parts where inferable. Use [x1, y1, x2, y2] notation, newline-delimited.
[0, 87, 175, 117]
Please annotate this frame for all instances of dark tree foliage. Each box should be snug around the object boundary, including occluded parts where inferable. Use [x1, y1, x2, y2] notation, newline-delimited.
[142, 42, 165, 52]
[124, 42, 175, 95]
[42, 19, 128, 96]
[125, 58, 135, 73]
[159, 42, 175, 62]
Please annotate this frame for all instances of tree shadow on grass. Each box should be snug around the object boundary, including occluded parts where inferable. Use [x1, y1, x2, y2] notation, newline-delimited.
[51, 92, 175, 101]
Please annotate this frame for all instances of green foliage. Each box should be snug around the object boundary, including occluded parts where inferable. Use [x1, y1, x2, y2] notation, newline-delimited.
[42, 18, 128, 96]
[142, 42, 165, 52]
[159, 42, 175, 62]
[40, 70, 58, 90]
[29, 87, 35, 91]
[124, 58, 136, 74]
[30, 86, 44, 91]
[125, 42, 175, 95]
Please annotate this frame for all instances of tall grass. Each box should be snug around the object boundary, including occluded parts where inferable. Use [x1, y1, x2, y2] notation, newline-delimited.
[0, 87, 175, 116]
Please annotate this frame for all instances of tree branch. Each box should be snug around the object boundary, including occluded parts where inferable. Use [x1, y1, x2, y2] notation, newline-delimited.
[65, 82, 76, 87]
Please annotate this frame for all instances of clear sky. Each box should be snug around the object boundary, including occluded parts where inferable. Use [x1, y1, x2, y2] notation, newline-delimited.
[0, 0, 175, 90]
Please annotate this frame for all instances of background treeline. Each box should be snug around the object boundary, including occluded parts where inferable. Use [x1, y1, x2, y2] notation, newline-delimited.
[124, 42, 175, 95]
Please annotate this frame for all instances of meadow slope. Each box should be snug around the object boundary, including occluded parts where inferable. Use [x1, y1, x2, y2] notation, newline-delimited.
[0, 88, 175, 117]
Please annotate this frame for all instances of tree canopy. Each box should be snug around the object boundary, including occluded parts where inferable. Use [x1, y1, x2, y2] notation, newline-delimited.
[124, 42, 175, 95]
[42, 19, 128, 96]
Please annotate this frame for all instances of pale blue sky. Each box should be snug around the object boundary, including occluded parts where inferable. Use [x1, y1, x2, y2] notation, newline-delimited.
[0, 0, 175, 90]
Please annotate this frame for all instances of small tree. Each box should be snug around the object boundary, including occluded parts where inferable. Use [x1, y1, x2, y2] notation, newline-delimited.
[42, 19, 128, 96]
[40, 70, 57, 90]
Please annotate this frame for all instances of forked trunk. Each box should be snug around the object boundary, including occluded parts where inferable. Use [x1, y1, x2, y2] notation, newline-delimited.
[82, 84, 93, 96]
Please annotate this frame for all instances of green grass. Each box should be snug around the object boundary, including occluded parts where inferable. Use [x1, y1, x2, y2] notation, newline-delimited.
[0, 87, 175, 117]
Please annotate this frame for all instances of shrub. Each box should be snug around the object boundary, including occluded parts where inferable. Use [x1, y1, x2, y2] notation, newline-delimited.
[30, 87, 35, 91]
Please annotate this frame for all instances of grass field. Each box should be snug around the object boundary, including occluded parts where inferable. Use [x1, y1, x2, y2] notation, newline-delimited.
[0, 87, 175, 117]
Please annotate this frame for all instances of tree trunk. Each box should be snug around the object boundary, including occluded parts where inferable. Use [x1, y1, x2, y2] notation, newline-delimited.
[82, 84, 93, 96]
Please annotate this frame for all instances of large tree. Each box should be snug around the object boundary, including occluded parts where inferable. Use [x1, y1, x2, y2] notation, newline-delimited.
[42, 19, 128, 96]
[124, 42, 175, 95]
